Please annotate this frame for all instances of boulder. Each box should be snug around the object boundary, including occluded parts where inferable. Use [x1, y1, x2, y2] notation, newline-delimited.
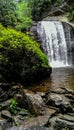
[46, 93, 72, 112]
[24, 93, 45, 115]
[49, 113, 74, 130]
[0, 24, 51, 85]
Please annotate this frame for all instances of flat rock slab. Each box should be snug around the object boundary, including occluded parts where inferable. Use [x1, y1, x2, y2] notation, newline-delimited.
[49, 112, 74, 129]
[50, 87, 66, 94]
[1, 110, 12, 120]
[25, 126, 50, 130]
[6, 126, 50, 130]
[23, 115, 49, 129]
[45, 107, 57, 115]
[56, 118, 74, 129]
[58, 114, 74, 122]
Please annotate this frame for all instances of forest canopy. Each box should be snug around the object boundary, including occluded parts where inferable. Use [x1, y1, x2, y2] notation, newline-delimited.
[0, 0, 73, 31]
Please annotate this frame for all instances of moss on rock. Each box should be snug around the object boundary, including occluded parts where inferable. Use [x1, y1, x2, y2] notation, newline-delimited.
[0, 24, 51, 85]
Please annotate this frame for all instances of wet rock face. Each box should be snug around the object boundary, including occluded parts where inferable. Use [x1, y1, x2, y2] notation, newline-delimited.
[46, 93, 72, 112]
[0, 84, 74, 130]
[49, 114, 74, 130]
[30, 22, 74, 66]
[62, 22, 74, 65]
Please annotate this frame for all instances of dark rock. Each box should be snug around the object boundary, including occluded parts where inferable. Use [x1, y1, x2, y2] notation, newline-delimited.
[7, 85, 23, 98]
[0, 117, 12, 130]
[1, 99, 11, 108]
[1, 110, 12, 120]
[58, 114, 74, 122]
[56, 117, 74, 129]
[14, 94, 23, 105]
[19, 110, 30, 116]
[0, 87, 4, 97]
[0, 83, 11, 91]
[46, 93, 72, 112]
[0, 118, 7, 130]
[49, 113, 74, 130]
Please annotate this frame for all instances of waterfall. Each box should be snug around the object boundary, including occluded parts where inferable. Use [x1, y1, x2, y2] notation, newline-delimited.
[37, 21, 72, 67]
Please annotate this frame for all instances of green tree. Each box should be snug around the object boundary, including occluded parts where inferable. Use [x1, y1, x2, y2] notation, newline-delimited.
[0, 0, 17, 27]
[29, 0, 52, 20]
[16, 0, 32, 32]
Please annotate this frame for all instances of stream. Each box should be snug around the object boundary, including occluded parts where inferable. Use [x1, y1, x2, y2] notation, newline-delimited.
[30, 67, 74, 92]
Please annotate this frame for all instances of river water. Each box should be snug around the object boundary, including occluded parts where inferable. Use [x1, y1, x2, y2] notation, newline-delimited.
[33, 21, 74, 92]
[30, 67, 74, 92]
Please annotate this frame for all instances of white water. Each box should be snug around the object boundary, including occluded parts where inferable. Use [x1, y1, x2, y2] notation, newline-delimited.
[37, 21, 72, 67]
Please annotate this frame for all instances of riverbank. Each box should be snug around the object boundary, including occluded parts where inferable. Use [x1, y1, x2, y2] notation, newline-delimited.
[0, 81, 74, 130]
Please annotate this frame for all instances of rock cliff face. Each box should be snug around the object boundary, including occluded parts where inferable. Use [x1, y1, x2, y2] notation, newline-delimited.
[30, 21, 74, 66]
[42, 0, 74, 22]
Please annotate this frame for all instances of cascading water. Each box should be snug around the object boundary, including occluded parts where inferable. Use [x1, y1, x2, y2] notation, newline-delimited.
[37, 21, 72, 67]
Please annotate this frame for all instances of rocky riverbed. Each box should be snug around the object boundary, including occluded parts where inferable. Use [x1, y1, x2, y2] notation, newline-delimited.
[0, 83, 74, 130]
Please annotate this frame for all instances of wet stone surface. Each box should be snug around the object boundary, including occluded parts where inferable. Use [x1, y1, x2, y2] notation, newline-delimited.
[0, 83, 74, 130]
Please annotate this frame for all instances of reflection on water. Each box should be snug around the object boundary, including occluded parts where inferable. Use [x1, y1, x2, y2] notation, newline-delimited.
[30, 67, 74, 92]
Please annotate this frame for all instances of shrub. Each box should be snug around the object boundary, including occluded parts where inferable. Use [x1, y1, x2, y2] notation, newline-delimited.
[9, 99, 18, 114]
[0, 24, 51, 85]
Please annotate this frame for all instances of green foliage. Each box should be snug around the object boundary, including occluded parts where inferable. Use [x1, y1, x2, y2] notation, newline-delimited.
[67, 11, 74, 21]
[9, 99, 18, 114]
[16, 0, 32, 31]
[0, 105, 2, 110]
[0, 0, 73, 28]
[64, 127, 70, 130]
[55, 0, 61, 6]
[29, 0, 52, 20]
[27, 0, 62, 20]
[0, 0, 17, 27]
[0, 24, 51, 84]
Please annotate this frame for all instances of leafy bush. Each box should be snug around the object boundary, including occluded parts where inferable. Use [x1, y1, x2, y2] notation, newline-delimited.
[0, 0, 17, 27]
[0, 24, 51, 84]
[67, 11, 74, 21]
[15, 0, 32, 31]
[9, 99, 18, 114]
